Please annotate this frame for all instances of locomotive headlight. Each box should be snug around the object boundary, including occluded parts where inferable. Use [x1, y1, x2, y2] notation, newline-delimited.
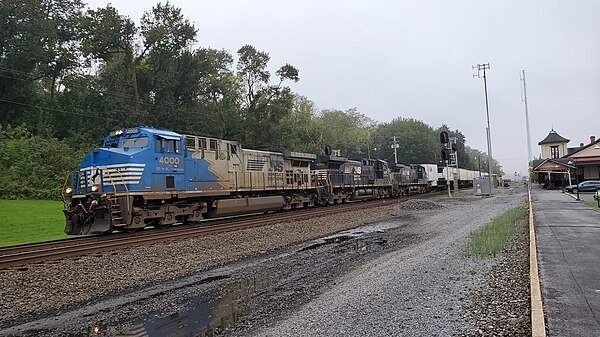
[65, 187, 73, 194]
[91, 184, 100, 192]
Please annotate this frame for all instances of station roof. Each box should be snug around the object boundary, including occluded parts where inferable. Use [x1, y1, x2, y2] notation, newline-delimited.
[532, 158, 574, 172]
[538, 129, 569, 145]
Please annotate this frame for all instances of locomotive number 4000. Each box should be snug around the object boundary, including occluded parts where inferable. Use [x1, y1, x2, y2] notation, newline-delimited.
[159, 156, 180, 165]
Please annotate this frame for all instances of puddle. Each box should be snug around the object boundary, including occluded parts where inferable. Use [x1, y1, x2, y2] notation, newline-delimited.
[100, 219, 405, 337]
[110, 275, 273, 337]
[299, 219, 406, 252]
[299, 235, 354, 251]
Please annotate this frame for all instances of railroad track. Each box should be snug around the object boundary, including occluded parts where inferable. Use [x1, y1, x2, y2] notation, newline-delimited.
[0, 193, 442, 269]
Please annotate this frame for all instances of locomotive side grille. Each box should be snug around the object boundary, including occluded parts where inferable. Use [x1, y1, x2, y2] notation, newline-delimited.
[246, 159, 266, 171]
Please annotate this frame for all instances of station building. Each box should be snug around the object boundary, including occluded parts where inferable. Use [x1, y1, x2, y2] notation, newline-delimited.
[532, 129, 600, 189]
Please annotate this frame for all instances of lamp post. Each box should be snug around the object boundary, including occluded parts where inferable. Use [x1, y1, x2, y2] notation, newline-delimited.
[568, 160, 580, 201]
[576, 173, 580, 201]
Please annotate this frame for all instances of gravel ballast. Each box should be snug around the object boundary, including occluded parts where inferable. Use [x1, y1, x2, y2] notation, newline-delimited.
[0, 186, 531, 336]
[251, 187, 528, 337]
[0, 200, 410, 328]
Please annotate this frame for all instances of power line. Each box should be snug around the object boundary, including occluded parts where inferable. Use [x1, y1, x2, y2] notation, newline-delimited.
[0, 66, 37, 76]
[0, 73, 33, 82]
[0, 98, 121, 121]
[0, 67, 217, 120]
[0, 98, 232, 138]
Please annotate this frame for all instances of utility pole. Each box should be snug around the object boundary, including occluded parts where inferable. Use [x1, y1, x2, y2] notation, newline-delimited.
[521, 70, 533, 185]
[473, 63, 494, 195]
[391, 136, 399, 165]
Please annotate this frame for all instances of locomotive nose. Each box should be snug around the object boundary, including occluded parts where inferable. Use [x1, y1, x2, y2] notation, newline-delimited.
[83, 148, 115, 168]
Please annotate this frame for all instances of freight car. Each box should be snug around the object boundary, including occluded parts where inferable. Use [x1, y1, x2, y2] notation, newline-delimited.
[63, 127, 401, 235]
[435, 166, 480, 189]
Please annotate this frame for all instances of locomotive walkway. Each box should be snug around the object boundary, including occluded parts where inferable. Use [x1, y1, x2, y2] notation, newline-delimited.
[531, 186, 600, 337]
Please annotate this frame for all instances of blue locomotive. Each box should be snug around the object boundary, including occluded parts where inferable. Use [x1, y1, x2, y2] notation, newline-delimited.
[63, 126, 446, 235]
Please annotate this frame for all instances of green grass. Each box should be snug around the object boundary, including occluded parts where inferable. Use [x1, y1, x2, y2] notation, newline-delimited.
[585, 201, 600, 210]
[0, 200, 75, 246]
[469, 207, 527, 258]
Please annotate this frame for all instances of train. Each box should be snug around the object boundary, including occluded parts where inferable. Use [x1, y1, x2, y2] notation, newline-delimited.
[62, 126, 481, 235]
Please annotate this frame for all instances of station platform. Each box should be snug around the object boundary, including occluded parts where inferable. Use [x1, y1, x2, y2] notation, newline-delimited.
[532, 187, 600, 336]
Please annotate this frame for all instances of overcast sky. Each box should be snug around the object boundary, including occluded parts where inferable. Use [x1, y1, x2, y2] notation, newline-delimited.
[88, 0, 600, 177]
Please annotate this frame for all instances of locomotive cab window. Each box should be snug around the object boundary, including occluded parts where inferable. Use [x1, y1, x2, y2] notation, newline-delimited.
[155, 136, 180, 153]
[122, 136, 149, 148]
[104, 138, 119, 148]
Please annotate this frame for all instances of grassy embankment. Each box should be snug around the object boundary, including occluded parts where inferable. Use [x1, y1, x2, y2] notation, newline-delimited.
[469, 207, 527, 257]
[0, 200, 73, 247]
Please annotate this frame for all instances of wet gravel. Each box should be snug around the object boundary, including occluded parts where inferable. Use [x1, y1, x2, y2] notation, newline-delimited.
[397, 199, 446, 210]
[0, 199, 411, 329]
[0, 186, 531, 336]
[249, 187, 529, 337]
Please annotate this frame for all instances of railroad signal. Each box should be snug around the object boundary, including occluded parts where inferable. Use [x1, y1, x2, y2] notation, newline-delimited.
[451, 142, 457, 152]
[440, 131, 449, 144]
[441, 148, 450, 161]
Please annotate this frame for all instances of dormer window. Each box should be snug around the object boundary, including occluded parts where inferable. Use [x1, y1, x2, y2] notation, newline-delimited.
[550, 146, 559, 158]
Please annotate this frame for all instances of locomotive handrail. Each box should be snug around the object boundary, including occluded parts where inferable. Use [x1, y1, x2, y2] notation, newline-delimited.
[107, 168, 131, 220]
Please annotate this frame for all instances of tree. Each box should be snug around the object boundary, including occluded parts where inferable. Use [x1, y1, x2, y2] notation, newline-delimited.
[237, 44, 270, 109]
[371, 118, 438, 165]
[277, 95, 319, 152]
[464, 146, 503, 175]
[0, 124, 80, 199]
[235, 45, 299, 148]
[310, 108, 373, 157]
[0, 0, 85, 134]
[81, 2, 196, 113]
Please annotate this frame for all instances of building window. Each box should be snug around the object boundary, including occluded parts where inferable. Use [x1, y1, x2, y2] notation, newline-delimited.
[550, 146, 559, 158]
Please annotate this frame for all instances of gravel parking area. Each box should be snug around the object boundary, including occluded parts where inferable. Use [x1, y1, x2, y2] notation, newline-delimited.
[0, 186, 530, 336]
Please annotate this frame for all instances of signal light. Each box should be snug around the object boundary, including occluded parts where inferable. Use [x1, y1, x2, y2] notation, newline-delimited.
[441, 148, 450, 161]
[452, 143, 457, 152]
[440, 131, 449, 144]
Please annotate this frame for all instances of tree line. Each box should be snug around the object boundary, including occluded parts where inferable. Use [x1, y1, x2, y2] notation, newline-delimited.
[0, 0, 502, 199]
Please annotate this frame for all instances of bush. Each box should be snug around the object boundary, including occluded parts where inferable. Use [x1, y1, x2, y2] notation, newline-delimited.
[0, 124, 80, 199]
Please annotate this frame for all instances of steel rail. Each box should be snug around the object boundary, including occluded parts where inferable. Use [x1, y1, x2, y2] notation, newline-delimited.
[0, 192, 442, 269]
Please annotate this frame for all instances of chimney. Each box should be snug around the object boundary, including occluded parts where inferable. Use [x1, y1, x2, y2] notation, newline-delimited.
[580, 142, 584, 148]
[591, 135, 596, 144]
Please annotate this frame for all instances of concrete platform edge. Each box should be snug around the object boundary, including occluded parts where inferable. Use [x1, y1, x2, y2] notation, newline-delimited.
[529, 188, 547, 337]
